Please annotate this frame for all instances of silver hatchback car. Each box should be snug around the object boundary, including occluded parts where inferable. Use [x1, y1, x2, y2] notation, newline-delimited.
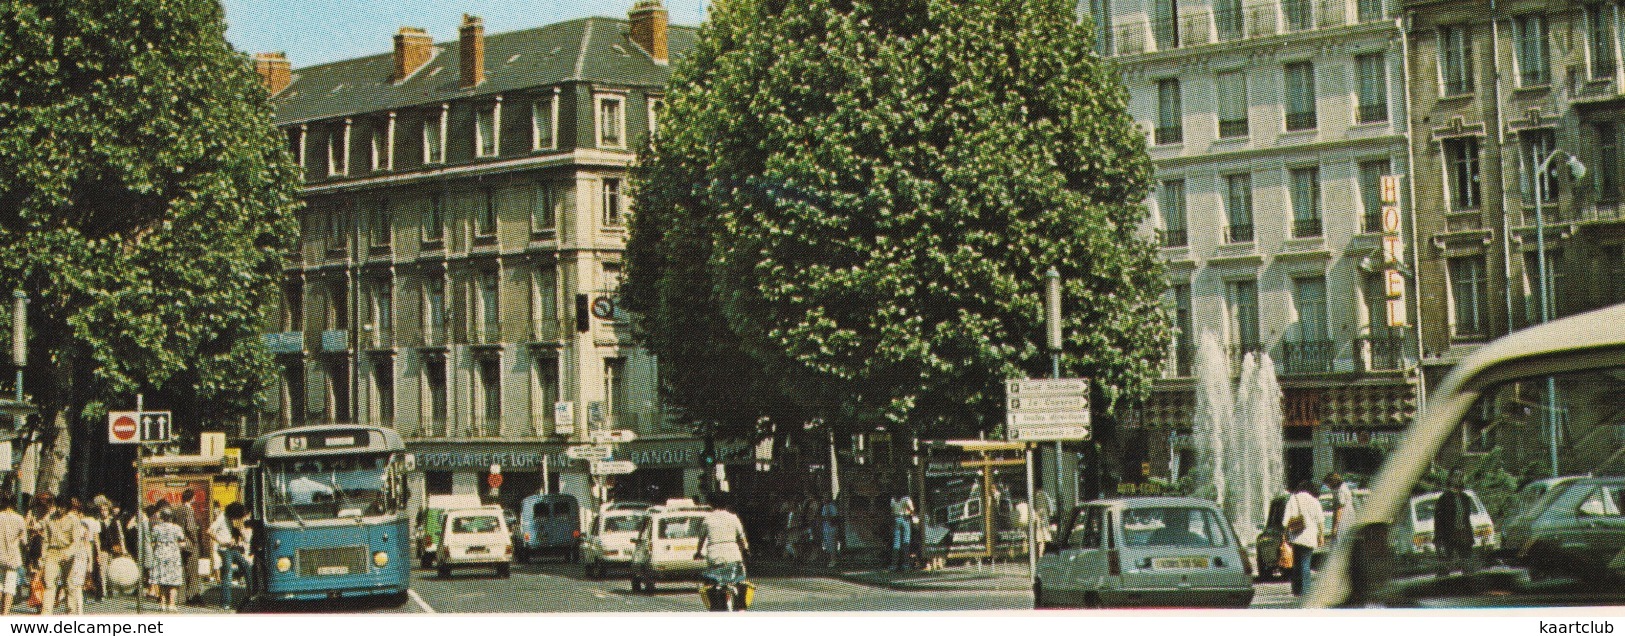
[1035, 496, 1254, 608]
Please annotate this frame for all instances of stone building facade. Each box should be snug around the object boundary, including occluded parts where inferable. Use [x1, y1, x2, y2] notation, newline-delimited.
[1083, 0, 1422, 490]
[257, 2, 708, 512]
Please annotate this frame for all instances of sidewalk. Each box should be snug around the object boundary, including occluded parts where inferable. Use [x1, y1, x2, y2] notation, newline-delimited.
[12, 585, 242, 616]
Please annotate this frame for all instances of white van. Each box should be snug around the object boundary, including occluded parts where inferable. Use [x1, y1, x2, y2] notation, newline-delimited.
[417, 493, 484, 568]
[628, 499, 713, 593]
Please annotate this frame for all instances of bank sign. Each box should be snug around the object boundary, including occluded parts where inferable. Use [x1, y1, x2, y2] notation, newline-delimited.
[410, 440, 752, 471]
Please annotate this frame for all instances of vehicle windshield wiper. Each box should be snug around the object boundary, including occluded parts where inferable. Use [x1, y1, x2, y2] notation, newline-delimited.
[276, 494, 306, 528]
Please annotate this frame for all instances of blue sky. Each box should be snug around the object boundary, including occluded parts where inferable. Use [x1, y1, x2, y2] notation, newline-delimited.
[221, 0, 710, 67]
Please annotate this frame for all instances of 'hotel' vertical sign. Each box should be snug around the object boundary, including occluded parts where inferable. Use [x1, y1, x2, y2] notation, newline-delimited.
[1380, 175, 1407, 327]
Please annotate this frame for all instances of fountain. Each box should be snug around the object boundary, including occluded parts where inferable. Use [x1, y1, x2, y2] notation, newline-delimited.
[1191, 330, 1286, 547]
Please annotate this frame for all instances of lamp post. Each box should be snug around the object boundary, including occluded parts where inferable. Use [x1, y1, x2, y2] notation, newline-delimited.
[1533, 148, 1585, 478]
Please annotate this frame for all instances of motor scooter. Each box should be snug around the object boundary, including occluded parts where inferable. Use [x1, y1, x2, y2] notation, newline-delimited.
[697, 563, 753, 611]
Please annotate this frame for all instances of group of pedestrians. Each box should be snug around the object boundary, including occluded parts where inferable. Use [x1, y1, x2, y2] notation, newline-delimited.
[1280, 473, 1356, 596]
[776, 495, 843, 568]
[0, 489, 252, 615]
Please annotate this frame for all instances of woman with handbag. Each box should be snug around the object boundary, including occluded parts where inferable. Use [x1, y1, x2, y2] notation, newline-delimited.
[1281, 480, 1325, 596]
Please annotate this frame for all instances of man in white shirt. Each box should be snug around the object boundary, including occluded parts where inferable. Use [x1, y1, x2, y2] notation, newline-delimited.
[889, 494, 915, 571]
[209, 503, 252, 609]
[1323, 473, 1354, 540]
[694, 504, 749, 585]
[0, 499, 26, 615]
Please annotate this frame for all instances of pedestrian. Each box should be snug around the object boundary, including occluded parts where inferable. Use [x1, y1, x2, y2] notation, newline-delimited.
[38, 495, 82, 615]
[174, 490, 202, 603]
[62, 498, 95, 614]
[210, 502, 252, 609]
[127, 502, 159, 601]
[889, 492, 916, 571]
[1032, 489, 1054, 555]
[1323, 474, 1355, 541]
[0, 497, 27, 615]
[1281, 480, 1324, 596]
[149, 507, 186, 612]
[819, 496, 841, 568]
[799, 495, 820, 566]
[1434, 468, 1476, 578]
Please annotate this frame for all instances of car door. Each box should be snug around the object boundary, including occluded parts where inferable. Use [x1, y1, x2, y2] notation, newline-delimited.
[1037, 507, 1083, 601]
[1569, 484, 1625, 578]
[1062, 505, 1109, 601]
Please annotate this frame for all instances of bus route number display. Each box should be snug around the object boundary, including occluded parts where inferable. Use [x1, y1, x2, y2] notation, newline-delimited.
[285, 431, 367, 451]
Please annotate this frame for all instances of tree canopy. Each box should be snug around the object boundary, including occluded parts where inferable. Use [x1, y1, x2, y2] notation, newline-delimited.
[624, 0, 1167, 441]
[0, 0, 300, 496]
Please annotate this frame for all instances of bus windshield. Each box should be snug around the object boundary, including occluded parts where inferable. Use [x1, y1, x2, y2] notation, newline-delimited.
[266, 453, 397, 521]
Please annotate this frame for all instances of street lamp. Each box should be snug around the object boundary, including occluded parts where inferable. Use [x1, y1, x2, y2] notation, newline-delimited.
[1533, 148, 1585, 477]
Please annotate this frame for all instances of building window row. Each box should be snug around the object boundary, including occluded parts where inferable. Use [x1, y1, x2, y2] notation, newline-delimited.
[1153, 56, 1388, 145]
[1166, 273, 1396, 377]
[1105, 0, 1389, 56]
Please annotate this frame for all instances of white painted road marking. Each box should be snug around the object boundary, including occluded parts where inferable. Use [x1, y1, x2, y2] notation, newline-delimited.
[408, 588, 435, 613]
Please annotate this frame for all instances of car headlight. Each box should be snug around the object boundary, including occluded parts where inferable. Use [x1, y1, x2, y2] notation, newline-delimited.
[276, 557, 292, 572]
[374, 551, 389, 567]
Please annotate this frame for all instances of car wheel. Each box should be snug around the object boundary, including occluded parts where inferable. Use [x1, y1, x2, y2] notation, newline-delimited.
[438, 565, 450, 579]
[497, 563, 510, 578]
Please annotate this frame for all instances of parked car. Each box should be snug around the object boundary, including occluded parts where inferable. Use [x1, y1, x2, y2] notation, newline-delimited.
[629, 499, 714, 593]
[436, 506, 513, 578]
[1496, 476, 1625, 580]
[417, 493, 484, 568]
[1034, 496, 1254, 608]
[1399, 490, 1498, 556]
[515, 493, 582, 563]
[581, 502, 652, 579]
[1307, 303, 1625, 608]
[1495, 475, 1584, 537]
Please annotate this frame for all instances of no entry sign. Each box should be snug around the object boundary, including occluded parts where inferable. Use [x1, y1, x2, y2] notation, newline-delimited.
[108, 412, 139, 444]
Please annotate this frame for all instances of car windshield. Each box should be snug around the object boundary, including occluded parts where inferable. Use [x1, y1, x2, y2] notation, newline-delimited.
[1365, 364, 1625, 606]
[603, 515, 642, 533]
[266, 453, 396, 521]
[451, 515, 500, 534]
[1122, 507, 1229, 548]
[658, 516, 703, 539]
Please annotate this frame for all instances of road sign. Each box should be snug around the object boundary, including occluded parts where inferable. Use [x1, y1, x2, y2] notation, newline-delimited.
[589, 460, 637, 475]
[588, 429, 637, 444]
[565, 445, 612, 461]
[1005, 377, 1090, 442]
[1009, 425, 1091, 442]
[1005, 378, 1088, 397]
[554, 401, 575, 436]
[1008, 411, 1094, 426]
[487, 472, 503, 489]
[1006, 395, 1088, 412]
[108, 412, 139, 444]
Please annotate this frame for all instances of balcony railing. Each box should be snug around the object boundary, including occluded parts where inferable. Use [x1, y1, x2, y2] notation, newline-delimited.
[1286, 111, 1317, 131]
[1227, 223, 1254, 243]
[1293, 217, 1323, 238]
[1362, 211, 1383, 234]
[263, 331, 303, 354]
[1357, 0, 1386, 22]
[1219, 118, 1249, 138]
[1155, 125, 1183, 145]
[1357, 103, 1387, 124]
[1160, 229, 1188, 247]
[1316, 0, 1348, 28]
[1228, 342, 1265, 371]
[1361, 328, 1407, 371]
[1283, 338, 1335, 374]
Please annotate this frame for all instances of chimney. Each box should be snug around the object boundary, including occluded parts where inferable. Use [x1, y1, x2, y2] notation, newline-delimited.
[393, 27, 433, 83]
[254, 52, 291, 96]
[459, 14, 485, 89]
[628, 0, 668, 65]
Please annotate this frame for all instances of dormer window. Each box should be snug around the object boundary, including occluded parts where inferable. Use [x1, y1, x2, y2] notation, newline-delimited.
[423, 109, 445, 164]
[476, 103, 498, 158]
[533, 93, 557, 151]
[597, 95, 625, 149]
[326, 129, 346, 177]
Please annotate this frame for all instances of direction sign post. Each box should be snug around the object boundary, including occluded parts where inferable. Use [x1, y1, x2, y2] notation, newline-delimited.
[588, 430, 637, 444]
[565, 445, 612, 462]
[1005, 378, 1091, 442]
[589, 460, 637, 475]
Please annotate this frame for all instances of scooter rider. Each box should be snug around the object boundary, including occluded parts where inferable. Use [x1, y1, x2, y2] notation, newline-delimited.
[694, 501, 749, 596]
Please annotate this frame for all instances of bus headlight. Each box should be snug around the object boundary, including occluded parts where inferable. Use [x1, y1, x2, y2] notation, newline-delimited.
[276, 557, 292, 573]
[374, 551, 389, 567]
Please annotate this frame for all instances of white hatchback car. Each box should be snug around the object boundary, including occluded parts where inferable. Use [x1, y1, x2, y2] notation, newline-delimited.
[628, 499, 713, 593]
[582, 503, 651, 579]
[437, 506, 513, 579]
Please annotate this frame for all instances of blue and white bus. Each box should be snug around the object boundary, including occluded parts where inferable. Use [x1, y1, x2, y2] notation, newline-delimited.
[243, 424, 413, 605]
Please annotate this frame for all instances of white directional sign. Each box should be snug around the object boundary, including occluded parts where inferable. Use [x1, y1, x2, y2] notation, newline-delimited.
[588, 429, 637, 444]
[1005, 378, 1088, 397]
[589, 460, 637, 475]
[565, 445, 612, 461]
[1005, 378, 1090, 442]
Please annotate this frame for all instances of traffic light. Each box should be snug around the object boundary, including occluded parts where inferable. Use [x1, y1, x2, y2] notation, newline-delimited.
[575, 294, 590, 332]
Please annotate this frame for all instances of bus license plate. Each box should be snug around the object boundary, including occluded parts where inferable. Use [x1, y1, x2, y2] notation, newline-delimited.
[1153, 557, 1209, 569]
[468, 546, 488, 554]
[316, 565, 351, 575]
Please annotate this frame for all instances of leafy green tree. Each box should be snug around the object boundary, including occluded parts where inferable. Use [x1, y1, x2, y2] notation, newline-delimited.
[0, 0, 299, 497]
[626, 0, 1167, 442]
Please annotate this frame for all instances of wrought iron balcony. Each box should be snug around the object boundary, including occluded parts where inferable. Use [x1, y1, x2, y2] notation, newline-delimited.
[1228, 342, 1264, 370]
[1358, 103, 1388, 124]
[1219, 118, 1249, 138]
[1227, 223, 1254, 243]
[1282, 0, 1313, 31]
[1362, 329, 1407, 372]
[1213, 6, 1244, 41]
[1286, 111, 1317, 131]
[1293, 218, 1323, 238]
[1282, 339, 1335, 374]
